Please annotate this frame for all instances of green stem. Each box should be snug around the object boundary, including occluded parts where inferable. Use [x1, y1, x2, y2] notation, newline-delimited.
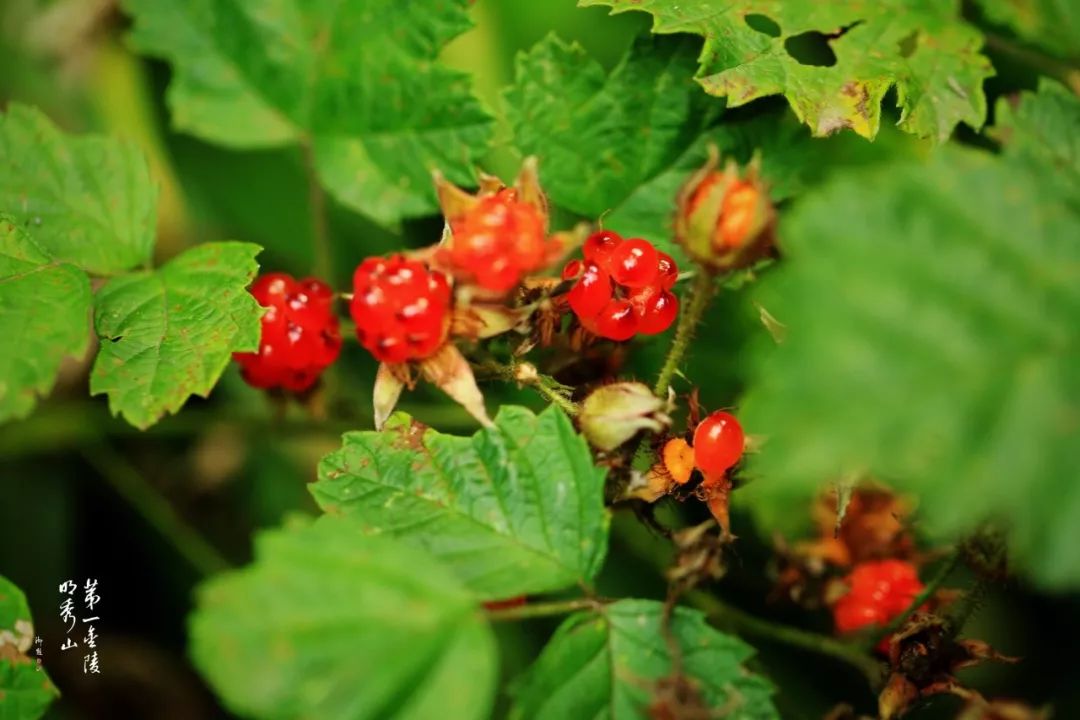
[533, 375, 579, 416]
[81, 445, 231, 577]
[486, 597, 599, 622]
[982, 32, 1080, 95]
[301, 139, 332, 282]
[871, 549, 961, 645]
[654, 270, 717, 398]
[686, 590, 885, 687]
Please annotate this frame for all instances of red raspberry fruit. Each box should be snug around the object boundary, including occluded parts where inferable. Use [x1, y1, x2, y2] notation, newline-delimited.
[234, 273, 342, 392]
[446, 189, 547, 292]
[692, 411, 745, 477]
[564, 230, 678, 340]
[833, 560, 924, 649]
[350, 255, 452, 364]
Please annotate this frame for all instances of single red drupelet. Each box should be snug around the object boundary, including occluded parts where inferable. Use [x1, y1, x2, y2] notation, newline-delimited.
[234, 272, 342, 393]
[350, 255, 452, 364]
[564, 230, 679, 341]
[445, 188, 548, 292]
[833, 559, 925, 651]
[692, 411, 745, 477]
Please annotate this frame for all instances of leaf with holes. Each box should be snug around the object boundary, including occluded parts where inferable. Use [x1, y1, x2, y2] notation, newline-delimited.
[0, 216, 91, 423]
[506, 34, 923, 252]
[738, 105, 1080, 588]
[312, 405, 609, 600]
[581, 0, 993, 142]
[0, 104, 157, 275]
[512, 599, 778, 719]
[90, 242, 262, 429]
[190, 517, 497, 720]
[0, 574, 59, 720]
[123, 0, 493, 227]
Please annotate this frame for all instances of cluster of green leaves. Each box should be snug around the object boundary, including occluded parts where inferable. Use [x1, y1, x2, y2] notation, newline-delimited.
[0, 106, 263, 428]
[0, 575, 58, 718]
[190, 407, 779, 719]
[739, 80, 1080, 589]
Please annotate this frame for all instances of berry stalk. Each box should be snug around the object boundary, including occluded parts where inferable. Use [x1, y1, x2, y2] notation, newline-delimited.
[653, 270, 717, 398]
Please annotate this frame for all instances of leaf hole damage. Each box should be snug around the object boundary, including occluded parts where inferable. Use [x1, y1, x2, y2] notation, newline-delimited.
[784, 31, 838, 67]
[744, 13, 781, 38]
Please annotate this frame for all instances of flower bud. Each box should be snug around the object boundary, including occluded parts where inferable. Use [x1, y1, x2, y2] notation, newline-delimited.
[675, 150, 776, 271]
[579, 382, 671, 452]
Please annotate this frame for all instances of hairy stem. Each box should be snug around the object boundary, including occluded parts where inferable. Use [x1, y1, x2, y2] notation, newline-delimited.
[486, 597, 599, 622]
[81, 445, 230, 577]
[654, 270, 717, 398]
[301, 139, 332, 281]
[687, 590, 885, 687]
[476, 360, 580, 416]
[871, 549, 961, 645]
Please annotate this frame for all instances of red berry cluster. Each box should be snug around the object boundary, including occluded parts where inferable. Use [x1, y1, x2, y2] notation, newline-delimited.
[833, 559, 924, 648]
[350, 255, 452, 364]
[564, 231, 678, 341]
[234, 273, 342, 392]
[444, 189, 548, 293]
[693, 410, 745, 478]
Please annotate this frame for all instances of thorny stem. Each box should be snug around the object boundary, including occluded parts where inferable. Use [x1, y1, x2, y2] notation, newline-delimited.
[870, 549, 962, 645]
[301, 139, 332, 282]
[653, 270, 717, 398]
[686, 590, 885, 688]
[485, 597, 601, 622]
[81, 445, 231, 577]
[477, 360, 579, 416]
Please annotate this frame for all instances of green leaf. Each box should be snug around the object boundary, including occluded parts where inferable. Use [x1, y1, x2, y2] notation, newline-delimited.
[512, 599, 777, 719]
[738, 136, 1080, 587]
[190, 517, 497, 720]
[313, 405, 609, 600]
[0, 104, 157, 275]
[992, 79, 1080, 197]
[505, 34, 721, 222]
[0, 216, 91, 423]
[90, 242, 262, 429]
[506, 35, 924, 251]
[123, 0, 493, 227]
[0, 575, 59, 720]
[580, 0, 993, 142]
[973, 0, 1079, 60]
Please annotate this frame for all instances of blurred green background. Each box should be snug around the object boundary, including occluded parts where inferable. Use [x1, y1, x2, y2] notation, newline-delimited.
[0, 1, 1077, 718]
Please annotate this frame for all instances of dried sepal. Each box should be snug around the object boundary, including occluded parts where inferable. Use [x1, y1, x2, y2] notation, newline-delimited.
[451, 301, 534, 341]
[419, 343, 493, 428]
[432, 170, 480, 223]
[373, 362, 408, 430]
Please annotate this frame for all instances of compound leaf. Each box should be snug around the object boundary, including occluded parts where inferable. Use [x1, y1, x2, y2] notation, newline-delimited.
[0, 104, 157, 275]
[738, 86, 1080, 588]
[313, 405, 609, 600]
[190, 517, 496, 720]
[90, 242, 262, 429]
[580, 0, 993, 142]
[124, 0, 493, 226]
[512, 599, 778, 719]
[0, 216, 91, 423]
